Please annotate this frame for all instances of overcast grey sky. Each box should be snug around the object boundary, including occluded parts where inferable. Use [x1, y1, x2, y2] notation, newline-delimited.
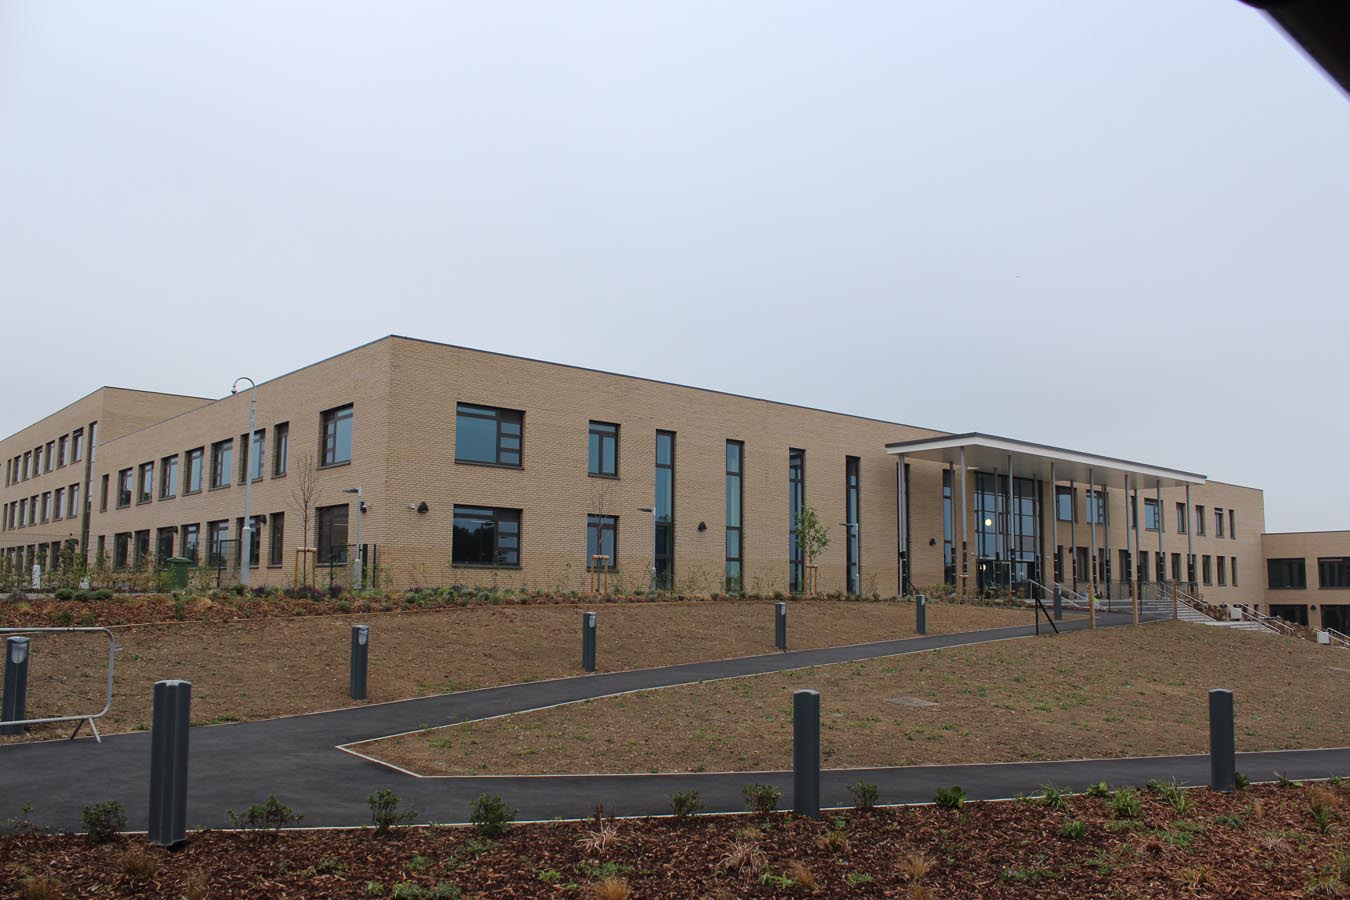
[1, 1, 1346, 532]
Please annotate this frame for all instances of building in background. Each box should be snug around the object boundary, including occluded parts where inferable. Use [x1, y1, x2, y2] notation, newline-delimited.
[0, 336, 1313, 623]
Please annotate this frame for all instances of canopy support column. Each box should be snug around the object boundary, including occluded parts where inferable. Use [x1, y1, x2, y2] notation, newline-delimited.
[1129, 473, 1139, 625]
[1186, 482, 1194, 600]
[1088, 467, 1098, 631]
[959, 447, 968, 598]
[1158, 479, 1166, 619]
[1050, 462, 1058, 599]
[896, 455, 907, 596]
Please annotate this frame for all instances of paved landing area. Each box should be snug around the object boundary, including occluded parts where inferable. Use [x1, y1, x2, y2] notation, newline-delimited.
[3, 611, 1345, 832]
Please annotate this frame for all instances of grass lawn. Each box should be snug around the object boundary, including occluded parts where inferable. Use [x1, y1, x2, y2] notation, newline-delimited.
[365, 621, 1350, 776]
[1, 599, 1027, 741]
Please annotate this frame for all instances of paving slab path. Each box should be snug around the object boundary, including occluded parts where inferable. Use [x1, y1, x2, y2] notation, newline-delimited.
[2, 611, 1347, 832]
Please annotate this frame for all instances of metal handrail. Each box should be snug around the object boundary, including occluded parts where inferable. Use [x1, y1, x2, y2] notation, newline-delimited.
[0, 627, 117, 742]
[1053, 582, 1091, 607]
[1233, 604, 1294, 637]
[1323, 627, 1350, 649]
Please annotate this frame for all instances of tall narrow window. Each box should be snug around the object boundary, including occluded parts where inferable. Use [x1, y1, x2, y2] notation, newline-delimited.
[1229, 509, 1236, 539]
[245, 429, 265, 482]
[316, 504, 350, 565]
[273, 422, 289, 477]
[1231, 556, 1238, 586]
[1217, 555, 1227, 586]
[137, 461, 154, 504]
[1215, 507, 1225, 538]
[71, 428, 84, 463]
[181, 523, 200, 563]
[207, 520, 230, 567]
[210, 439, 233, 489]
[1202, 554, 1213, 586]
[1195, 505, 1206, 536]
[157, 527, 176, 562]
[1143, 498, 1160, 531]
[725, 441, 744, 592]
[100, 473, 109, 513]
[161, 455, 179, 499]
[1176, 502, 1186, 533]
[788, 448, 805, 593]
[654, 430, 674, 588]
[1055, 485, 1075, 522]
[320, 404, 354, 466]
[117, 468, 133, 508]
[1085, 489, 1107, 525]
[269, 512, 285, 566]
[943, 470, 956, 585]
[588, 421, 619, 477]
[845, 457, 861, 594]
[114, 533, 130, 569]
[451, 506, 521, 567]
[57, 435, 67, 468]
[53, 487, 64, 521]
[455, 404, 521, 467]
[586, 514, 618, 570]
[133, 530, 150, 566]
[44, 441, 54, 472]
[68, 483, 79, 519]
[185, 447, 204, 493]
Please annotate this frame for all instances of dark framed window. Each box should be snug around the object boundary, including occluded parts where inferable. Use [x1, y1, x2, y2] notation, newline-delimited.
[1217, 556, 1227, 585]
[1143, 497, 1160, 532]
[137, 462, 154, 504]
[452, 505, 521, 567]
[586, 514, 618, 571]
[1085, 489, 1107, 525]
[1267, 557, 1306, 590]
[1228, 509, 1236, 539]
[181, 523, 200, 564]
[269, 512, 285, 567]
[100, 473, 109, 513]
[160, 455, 178, 499]
[455, 404, 522, 467]
[117, 468, 133, 508]
[726, 440, 744, 592]
[22, 451, 30, 480]
[238, 515, 264, 568]
[320, 404, 353, 466]
[40, 492, 50, 523]
[53, 487, 64, 521]
[1055, 485, 1075, 523]
[1202, 555, 1212, 585]
[588, 421, 620, 477]
[1270, 604, 1309, 627]
[68, 483, 79, 519]
[113, 532, 131, 569]
[207, 520, 230, 567]
[788, 448, 805, 592]
[157, 527, 176, 563]
[273, 422, 289, 477]
[1319, 557, 1350, 589]
[316, 504, 350, 566]
[71, 428, 84, 463]
[655, 430, 674, 587]
[845, 456, 861, 594]
[1231, 556, 1238, 585]
[210, 439, 233, 489]
[1195, 505, 1206, 536]
[133, 530, 150, 566]
[57, 435, 67, 468]
[242, 429, 264, 482]
[1215, 508, 1225, 538]
[185, 447, 204, 494]
[1176, 502, 1187, 533]
[44, 441, 54, 472]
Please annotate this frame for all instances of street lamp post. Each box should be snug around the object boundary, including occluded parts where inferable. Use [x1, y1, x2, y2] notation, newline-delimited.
[343, 487, 363, 591]
[231, 378, 257, 587]
[637, 507, 656, 592]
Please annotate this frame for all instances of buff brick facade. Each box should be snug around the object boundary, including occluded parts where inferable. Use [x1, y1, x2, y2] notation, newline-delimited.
[0, 336, 1283, 610]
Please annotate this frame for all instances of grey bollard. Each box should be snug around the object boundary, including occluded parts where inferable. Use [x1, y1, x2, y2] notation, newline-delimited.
[2, 636, 31, 736]
[1209, 688, 1236, 793]
[350, 625, 369, 700]
[148, 679, 191, 848]
[1053, 585, 1063, 621]
[792, 689, 821, 818]
[582, 611, 597, 673]
[915, 593, 927, 635]
[775, 601, 787, 650]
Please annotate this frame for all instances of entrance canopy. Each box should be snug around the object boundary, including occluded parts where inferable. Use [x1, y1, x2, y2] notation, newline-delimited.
[884, 433, 1205, 488]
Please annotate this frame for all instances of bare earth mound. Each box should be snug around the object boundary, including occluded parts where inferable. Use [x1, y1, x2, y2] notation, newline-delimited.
[1, 599, 1026, 741]
[365, 621, 1350, 775]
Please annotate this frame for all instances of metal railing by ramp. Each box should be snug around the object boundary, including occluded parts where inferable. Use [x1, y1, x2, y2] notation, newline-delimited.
[0, 627, 117, 742]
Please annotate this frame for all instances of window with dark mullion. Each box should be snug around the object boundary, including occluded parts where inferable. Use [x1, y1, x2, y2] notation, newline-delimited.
[845, 456, 861, 594]
[269, 512, 285, 566]
[321, 405, 353, 466]
[455, 404, 523, 467]
[588, 421, 619, 477]
[789, 448, 805, 592]
[452, 505, 521, 567]
[1267, 557, 1306, 590]
[725, 440, 743, 592]
[654, 430, 674, 587]
[1319, 557, 1350, 589]
[586, 514, 618, 571]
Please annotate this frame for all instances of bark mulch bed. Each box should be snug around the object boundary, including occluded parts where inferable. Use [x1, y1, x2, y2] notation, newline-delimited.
[4, 782, 1349, 898]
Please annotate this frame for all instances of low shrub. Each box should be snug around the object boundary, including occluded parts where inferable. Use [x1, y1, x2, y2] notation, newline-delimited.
[370, 789, 417, 835]
[93, 588, 114, 601]
[81, 800, 126, 844]
[1060, 819, 1087, 840]
[848, 781, 880, 810]
[1039, 784, 1068, 810]
[54, 588, 75, 601]
[1235, 771, 1250, 790]
[228, 795, 302, 835]
[1111, 787, 1142, 820]
[117, 846, 160, 881]
[742, 783, 781, 815]
[1085, 781, 1112, 798]
[469, 793, 515, 838]
[933, 786, 966, 810]
[19, 876, 63, 900]
[668, 790, 703, 820]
